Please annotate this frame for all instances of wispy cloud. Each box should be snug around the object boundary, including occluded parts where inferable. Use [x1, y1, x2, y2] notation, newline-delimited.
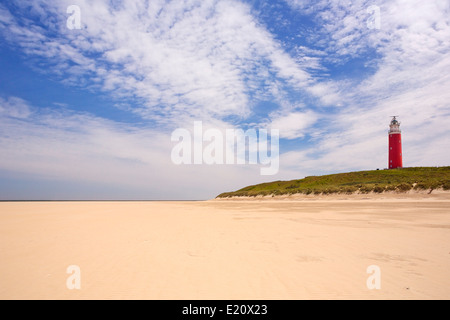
[0, 96, 33, 119]
[269, 110, 317, 140]
[0, 0, 338, 128]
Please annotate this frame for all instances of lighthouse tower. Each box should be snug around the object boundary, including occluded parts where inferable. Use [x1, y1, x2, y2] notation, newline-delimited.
[388, 116, 403, 169]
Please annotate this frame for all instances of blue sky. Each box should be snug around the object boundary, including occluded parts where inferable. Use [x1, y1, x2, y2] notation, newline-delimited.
[0, 0, 449, 200]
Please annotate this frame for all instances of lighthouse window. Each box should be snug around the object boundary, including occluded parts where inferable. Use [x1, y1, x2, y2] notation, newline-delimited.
[390, 147, 392, 150]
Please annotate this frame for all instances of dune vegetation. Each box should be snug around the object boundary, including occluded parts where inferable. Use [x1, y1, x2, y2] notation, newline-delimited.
[217, 167, 450, 198]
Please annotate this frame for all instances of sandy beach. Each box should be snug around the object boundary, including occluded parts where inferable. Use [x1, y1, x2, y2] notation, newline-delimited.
[1, 197, 449, 300]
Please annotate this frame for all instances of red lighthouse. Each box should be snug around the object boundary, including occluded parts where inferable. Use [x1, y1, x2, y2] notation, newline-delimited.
[388, 116, 403, 169]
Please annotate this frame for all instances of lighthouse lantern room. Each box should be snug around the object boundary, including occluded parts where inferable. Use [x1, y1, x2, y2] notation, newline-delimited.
[388, 116, 403, 169]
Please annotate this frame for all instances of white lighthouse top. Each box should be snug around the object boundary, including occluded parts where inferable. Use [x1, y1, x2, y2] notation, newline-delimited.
[389, 116, 401, 134]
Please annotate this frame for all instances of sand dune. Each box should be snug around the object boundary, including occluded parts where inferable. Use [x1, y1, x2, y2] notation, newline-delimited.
[0, 199, 449, 300]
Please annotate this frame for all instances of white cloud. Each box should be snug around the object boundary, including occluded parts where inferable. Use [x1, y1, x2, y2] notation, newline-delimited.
[269, 111, 318, 140]
[0, 97, 33, 119]
[307, 82, 343, 106]
[0, 0, 341, 129]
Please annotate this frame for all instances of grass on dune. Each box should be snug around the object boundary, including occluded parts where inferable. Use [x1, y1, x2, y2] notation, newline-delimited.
[216, 167, 450, 198]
